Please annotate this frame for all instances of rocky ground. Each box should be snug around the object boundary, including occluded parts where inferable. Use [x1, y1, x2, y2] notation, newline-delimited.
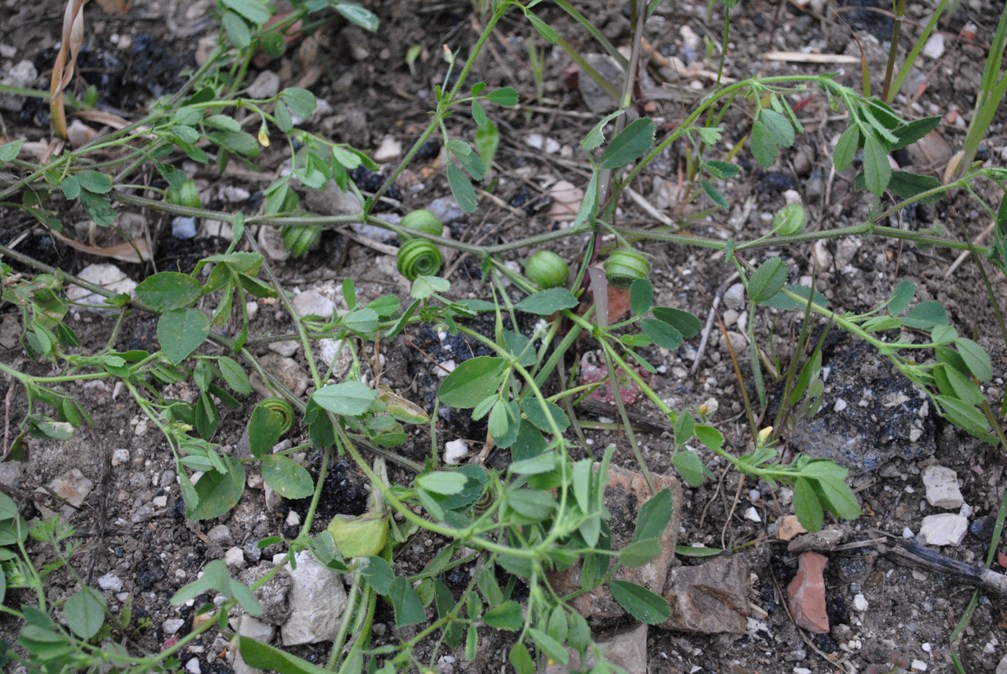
[1, 0, 1007, 672]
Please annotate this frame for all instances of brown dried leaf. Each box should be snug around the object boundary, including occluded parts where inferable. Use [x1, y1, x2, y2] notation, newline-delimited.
[50, 0, 88, 139]
[51, 230, 151, 264]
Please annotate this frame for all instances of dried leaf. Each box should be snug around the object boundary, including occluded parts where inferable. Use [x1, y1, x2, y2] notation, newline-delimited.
[50, 0, 88, 139]
[51, 230, 151, 263]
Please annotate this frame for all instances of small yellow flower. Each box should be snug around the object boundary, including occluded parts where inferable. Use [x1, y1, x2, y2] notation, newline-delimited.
[257, 122, 270, 147]
[757, 426, 774, 445]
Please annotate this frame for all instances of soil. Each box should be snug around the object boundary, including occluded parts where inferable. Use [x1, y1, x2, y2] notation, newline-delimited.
[1, 0, 1007, 673]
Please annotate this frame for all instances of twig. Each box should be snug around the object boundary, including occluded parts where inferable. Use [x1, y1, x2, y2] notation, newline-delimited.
[690, 271, 740, 375]
[944, 221, 995, 278]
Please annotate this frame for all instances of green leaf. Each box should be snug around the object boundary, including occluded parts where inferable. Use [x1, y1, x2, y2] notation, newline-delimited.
[938, 364, 984, 406]
[418, 471, 468, 495]
[529, 628, 569, 665]
[520, 397, 569, 434]
[887, 280, 915, 315]
[525, 11, 558, 43]
[760, 108, 795, 148]
[508, 453, 558, 476]
[77, 171, 113, 194]
[0, 139, 24, 164]
[672, 450, 705, 486]
[903, 300, 948, 329]
[833, 124, 860, 171]
[608, 580, 670, 624]
[208, 130, 260, 158]
[815, 476, 862, 520]
[334, 3, 379, 31]
[515, 288, 579, 315]
[619, 538, 662, 567]
[410, 275, 450, 300]
[484, 601, 523, 630]
[546, 606, 568, 645]
[750, 120, 778, 168]
[956, 337, 993, 382]
[64, 587, 106, 639]
[936, 395, 994, 441]
[343, 308, 379, 335]
[652, 307, 701, 338]
[699, 180, 728, 208]
[486, 87, 519, 106]
[761, 284, 828, 311]
[447, 164, 478, 213]
[888, 170, 941, 201]
[136, 272, 202, 312]
[507, 488, 555, 520]
[361, 556, 395, 595]
[474, 119, 499, 168]
[793, 477, 824, 532]
[705, 159, 740, 179]
[312, 381, 377, 417]
[630, 279, 653, 316]
[158, 308, 209, 364]
[694, 424, 723, 451]
[247, 405, 285, 458]
[0, 492, 17, 520]
[674, 545, 723, 557]
[238, 637, 331, 674]
[218, 356, 253, 395]
[79, 191, 116, 226]
[632, 487, 673, 543]
[260, 455, 314, 499]
[891, 115, 941, 150]
[581, 110, 625, 151]
[389, 576, 425, 626]
[862, 133, 891, 196]
[748, 258, 788, 305]
[438, 356, 505, 409]
[641, 318, 683, 350]
[190, 456, 245, 520]
[440, 464, 489, 511]
[772, 203, 806, 236]
[599, 118, 656, 169]
[220, 0, 270, 24]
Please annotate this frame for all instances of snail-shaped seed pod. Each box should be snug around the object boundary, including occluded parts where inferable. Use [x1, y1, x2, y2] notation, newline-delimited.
[397, 238, 442, 280]
[166, 179, 201, 209]
[603, 248, 651, 288]
[257, 398, 296, 435]
[281, 225, 322, 257]
[524, 250, 570, 289]
[399, 209, 444, 241]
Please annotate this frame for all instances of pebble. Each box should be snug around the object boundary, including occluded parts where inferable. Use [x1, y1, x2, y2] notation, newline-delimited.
[723, 283, 746, 311]
[280, 550, 348, 645]
[919, 513, 968, 546]
[911, 659, 928, 672]
[743, 506, 761, 522]
[185, 657, 202, 674]
[0, 60, 38, 111]
[444, 439, 470, 464]
[162, 618, 185, 635]
[777, 515, 808, 542]
[787, 551, 829, 634]
[67, 119, 98, 148]
[46, 468, 94, 515]
[111, 449, 130, 466]
[247, 70, 280, 99]
[219, 185, 251, 203]
[373, 136, 402, 162]
[225, 546, 246, 568]
[98, 573, 123, 592]
[292, 290, 335, 319]
[525, 133, 561, 154]
[268, 340, 301, 357]
[171, 216, 198, 239]
[922, 33, 944, 59]
[67, 264, 137, 309]
[853, 593, 868, 611]
[207, 524, 233, 546]
[997, 653, 1007, 674]
[922, 465, 963, 509]
[788, 527, 844, 553]
[547, 180, 584, 223]
[426, 196, 465, 225]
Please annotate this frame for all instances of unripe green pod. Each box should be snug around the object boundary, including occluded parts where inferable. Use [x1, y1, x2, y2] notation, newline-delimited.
[525, 250, 570, 289]
[166, 179, 201, 210]
[399, 209, 444, 241]
[397, 239, 442, 280]
[603, 248, 651, 288]
[282, 225, 322, 257]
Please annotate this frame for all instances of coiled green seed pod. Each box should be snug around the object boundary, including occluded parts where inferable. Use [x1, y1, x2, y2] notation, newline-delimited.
[165, 179, 201, 210]
[257, 398, 295, 435]
[397, 239, 442, 280]
[603, 248, 651, 288]
[281, 225, 322, 257]
[525, 250, 570, 289]
[399, 209, 444, 241]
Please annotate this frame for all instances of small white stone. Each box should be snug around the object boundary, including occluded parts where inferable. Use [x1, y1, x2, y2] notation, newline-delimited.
[373, 136, 402, 162]
[162, 618, 185, 635]
[444, 439, 470, 465]
[152, 495, 167, 508]
[903, 526, 915, 539]
[911, 659, 928, 671]
[98, 573, 123, 592]
[172, 216, 198, 239]
[185, 657, 202, 674]
[833, 398, 848, 412]
[997, 653, 1007, 674]
[723, 283, 746, 311]
[919, 513, 968, 546]
[853, 593, 868, 611]
[923, 465, 964, 509]
[66, 264, 137, 310]
[247, 70, 280, 98]
[783, 189, 801, 205]
[224, 547, 246, 568]
[436, 360, 456, 378]
[922, 33, 944, 59]
[292, 290, 335, 319]
[111, 449, 130, 466]
[922, 643, 932, 653]
[285, 510, 301, 527]
[743, 506, 761, 522]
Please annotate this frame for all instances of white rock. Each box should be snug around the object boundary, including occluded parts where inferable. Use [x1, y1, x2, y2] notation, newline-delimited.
[444, 439, 470, 465]
[525, 133, 560, 154]
[98, 573, 123, 592]
[833, 398, 848, 412]
[853, 593, 868, 611]
[280, 551, 347, 645]
[237, 614, 275, 643]
[919, 513, 968, 546]
[923, 465, 963, 509]
[911, 659, 928, 672]
[111, 449, 130, 466]
[723, 283, 746, 311]
[220, 186, 251, 203]
[268, 340, 301, 358]
[49, 468, 94, 508]
[0, 60, 38, 111]
[922, 33, 944, 59]
[436, 360, 456, 378]
[902, 526, 915, 539]
[292, 290, 335, 319]
[162, 618, 185, 635]
[997, 653, 1007, 674]
[743, 506, 761, 522]
[427, 197, 464, 225]
[67, 264, 137, 310]
[185, 657, 202, 674]
[247, 70, 280, 99]
[225, 547, 246, 568]
[67, 119, 98, 148]
[172, 216, 198, 239]
[783, 189, 802, 205]
[373, 136, 402, 162]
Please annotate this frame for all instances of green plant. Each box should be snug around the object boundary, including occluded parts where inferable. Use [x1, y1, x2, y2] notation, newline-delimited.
[524, 250, 570, 289]
[602, 248, 651, 288]
[397, 239, 443, 281]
